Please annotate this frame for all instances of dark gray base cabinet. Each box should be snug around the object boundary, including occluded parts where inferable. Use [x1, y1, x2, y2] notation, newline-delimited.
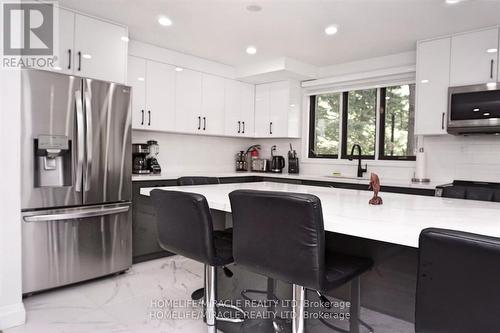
[132, 180, 177, 263]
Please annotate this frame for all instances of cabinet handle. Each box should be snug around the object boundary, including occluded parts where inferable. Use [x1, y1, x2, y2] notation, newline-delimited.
[203, 117, 206, 130]
[148, 110, 151, 126]
[198, 116, 201, 130]
[269, 122, 273, 135]
[77, 51, 81, 71]
[242, 121, 245, 134]
[441, 112, 445, 130]
[141, 110, 144, 125]
[67, 49, 72, 70]
[491, 59, 494, 79]
[238, 121, 241, 134]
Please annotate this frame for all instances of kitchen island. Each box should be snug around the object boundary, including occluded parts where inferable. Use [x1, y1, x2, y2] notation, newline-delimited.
[141, 182, 500, 332]
[140, 181, 500, 248]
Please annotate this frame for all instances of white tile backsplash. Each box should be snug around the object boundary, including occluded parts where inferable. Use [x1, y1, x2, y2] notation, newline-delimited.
[424, 135, 500, 183]
[132, 131, 250, 174]
[134, 129, 500, 185]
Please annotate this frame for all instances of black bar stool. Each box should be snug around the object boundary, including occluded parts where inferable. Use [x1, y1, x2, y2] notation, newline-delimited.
[229, 189, 374, 333]
[176, 176, 220, 301]
[416, 228, 500, 333]
[151, 189, 244, 333]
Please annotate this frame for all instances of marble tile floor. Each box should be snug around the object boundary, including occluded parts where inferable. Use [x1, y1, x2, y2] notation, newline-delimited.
[4, 256, 414, 333]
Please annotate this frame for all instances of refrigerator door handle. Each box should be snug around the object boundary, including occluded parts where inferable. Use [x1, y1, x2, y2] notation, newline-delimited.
[84, 88, 93, 192]
[75, 90, 84, 192]
[23, 204, 130, 222]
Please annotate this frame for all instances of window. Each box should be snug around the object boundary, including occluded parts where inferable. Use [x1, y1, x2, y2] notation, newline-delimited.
[308, 84, 416, 161]
[379, 84, 416, 160]
[308, 93, 341, 158]
[341, 89, 377, 159]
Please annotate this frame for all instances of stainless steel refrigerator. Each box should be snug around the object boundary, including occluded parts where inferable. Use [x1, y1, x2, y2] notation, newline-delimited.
[21, 69, 132, 294]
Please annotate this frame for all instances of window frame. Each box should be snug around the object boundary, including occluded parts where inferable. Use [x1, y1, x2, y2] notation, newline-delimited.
[378, 87, 416, 161]
[308, 83, 416, 161]
[308, 95, 340, 159]
[340, 91, 377, 160]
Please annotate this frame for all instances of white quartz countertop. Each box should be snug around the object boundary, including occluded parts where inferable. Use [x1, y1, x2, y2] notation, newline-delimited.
[133, 171, 439, 190]
[140, 182, 500, 248]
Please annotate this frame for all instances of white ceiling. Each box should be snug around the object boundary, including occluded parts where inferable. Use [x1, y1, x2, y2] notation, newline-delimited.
[58, 0, 500, 68]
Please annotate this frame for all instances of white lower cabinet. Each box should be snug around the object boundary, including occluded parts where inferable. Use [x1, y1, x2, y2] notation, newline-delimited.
[224, 80, 255, 137]
[254, 81, 301, 138]
[415, 37, 451, 135]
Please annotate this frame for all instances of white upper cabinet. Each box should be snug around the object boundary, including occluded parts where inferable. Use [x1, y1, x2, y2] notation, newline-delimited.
[175, 69, 202, 133]
[254, 81, 301, 138]
[201, 74, 225, 135]
[269, 81, 290, 137]
[74, 14, 128, 83]
[240, 82, 255, 137]
[415, 37, 451, 136]
[146, 61, 176, 132]
[224, 80, 255, 137]
[128, 57, 176, 131]
[498, 28, 500, 81]
[53, 8, 75, 74]
[450, 28, 499, 86]
[127, 56, 147, 129]
[254, 84, 271, 137]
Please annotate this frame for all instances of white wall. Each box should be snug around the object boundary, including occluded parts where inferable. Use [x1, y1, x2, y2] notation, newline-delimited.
[132, 131, 250, 173]
[0, 70, 26, 329]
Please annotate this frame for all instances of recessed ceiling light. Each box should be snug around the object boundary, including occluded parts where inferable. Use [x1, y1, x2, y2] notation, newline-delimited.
[137, 77, 145, 81]
[324, 25, 339, 36]
[445, 0, 461, 4]
[175, 67, 183, 72]
[246, 4, 262, 12]
[82, 54, 92, 59]
[487, 48, 498, 53]
[483, 112, 491, 116]
[121, 36, 129, 42]
[246, 46, 257, 55]
[158, 16, 173, 26]
[421, 79, 429, 84]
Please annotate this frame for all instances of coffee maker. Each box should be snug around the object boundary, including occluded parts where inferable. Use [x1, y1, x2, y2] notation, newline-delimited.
[146, 140, 161, 174]
[132, 144, 150, 174]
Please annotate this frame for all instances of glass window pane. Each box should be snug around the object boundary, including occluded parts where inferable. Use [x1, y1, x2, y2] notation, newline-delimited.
[312, 93, 341, 156]
[383, 84, 416, 157]
[346, 89, 377, 156]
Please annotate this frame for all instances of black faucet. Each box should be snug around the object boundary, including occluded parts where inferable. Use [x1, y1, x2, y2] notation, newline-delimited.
[348, 144, 367, 178]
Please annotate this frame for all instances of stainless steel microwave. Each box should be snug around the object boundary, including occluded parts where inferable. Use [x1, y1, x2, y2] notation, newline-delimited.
[447, 83, 500, 135]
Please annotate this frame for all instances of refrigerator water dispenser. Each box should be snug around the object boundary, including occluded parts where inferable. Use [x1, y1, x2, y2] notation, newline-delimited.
[34, 135, 72, 187]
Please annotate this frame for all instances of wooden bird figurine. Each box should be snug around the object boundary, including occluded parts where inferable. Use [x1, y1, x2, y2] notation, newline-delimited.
[368, 173, 383, 205]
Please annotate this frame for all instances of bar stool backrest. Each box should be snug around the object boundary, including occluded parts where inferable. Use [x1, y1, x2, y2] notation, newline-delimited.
[416, 228, 500, 333]
[229, 189, 326, 291]
[151, 189, 217, 266]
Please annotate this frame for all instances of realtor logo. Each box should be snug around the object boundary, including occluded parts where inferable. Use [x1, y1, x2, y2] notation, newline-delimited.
[3, 2, 54, 55]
